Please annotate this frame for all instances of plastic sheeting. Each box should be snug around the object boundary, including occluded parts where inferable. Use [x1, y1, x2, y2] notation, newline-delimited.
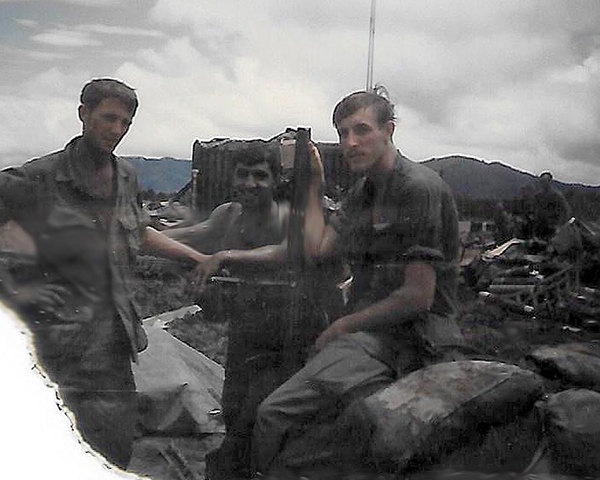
[132, 326, 224, 436]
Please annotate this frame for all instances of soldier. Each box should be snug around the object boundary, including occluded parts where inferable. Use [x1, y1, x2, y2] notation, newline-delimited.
[530, 171, 571, 240]
[0, 78, 210, 468]
[253, 91, 466, 473]
[168, 146, 342, 479]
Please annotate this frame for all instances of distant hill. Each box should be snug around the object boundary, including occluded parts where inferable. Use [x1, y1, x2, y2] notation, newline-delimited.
[422, 156, 538, 200]
[124, 153, 600, 219]
[423, 154, 600, 196]
[422, 155, 600, 220]
[124, 156, 190, 193]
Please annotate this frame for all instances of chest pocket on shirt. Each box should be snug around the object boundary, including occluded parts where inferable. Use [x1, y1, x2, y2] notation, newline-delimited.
[42, 204, 105, 266]
[41, 204, 109, 290]
[118, 204, 143, 256]
[46, 203, 98, 230]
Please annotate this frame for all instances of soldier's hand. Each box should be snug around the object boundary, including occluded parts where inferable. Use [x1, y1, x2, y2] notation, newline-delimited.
[308, 143, 325, 188]
[11, 284, 69, 315]
[314, 316, 352, 351]
[190, 253, 224, 293]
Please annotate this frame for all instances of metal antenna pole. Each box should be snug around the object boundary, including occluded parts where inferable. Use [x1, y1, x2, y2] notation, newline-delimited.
[366, 0, 377, 91]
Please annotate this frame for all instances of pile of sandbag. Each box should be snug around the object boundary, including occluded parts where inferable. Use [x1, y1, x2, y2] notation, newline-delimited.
[271, 350, 600, 478]
[341, 360, 545, 474]
[538, 389, 600, 476]
[526, 342, 600, 392]
[525, 342, 600, 477]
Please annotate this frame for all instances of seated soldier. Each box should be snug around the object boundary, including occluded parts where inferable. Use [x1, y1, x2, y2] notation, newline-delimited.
[252, 91, 465, 475]
[167, 147, 339, 479]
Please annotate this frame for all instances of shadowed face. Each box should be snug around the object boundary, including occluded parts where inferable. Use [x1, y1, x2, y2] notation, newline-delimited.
[336, 106, 393, 174]
[79, 97, 133, 156]
[232, 160, 275, 210]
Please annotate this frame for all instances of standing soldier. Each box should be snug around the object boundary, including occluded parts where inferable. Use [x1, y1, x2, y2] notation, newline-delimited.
[0, 78, 210, 468]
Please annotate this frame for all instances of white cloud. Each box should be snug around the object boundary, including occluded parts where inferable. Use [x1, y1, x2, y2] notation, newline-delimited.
[64, 0, 121, 5]
[0, 68, 89, 168]
[113, 41, 332, 160]
[75, 24, 165, 38]
[0, 0, 120, 4]
[2, 0, 600, 186]
[32, 29, 100, 47]
[15, 18, 38, 28]
[0, 44, 72, 62]
[27, 50, 72, 61]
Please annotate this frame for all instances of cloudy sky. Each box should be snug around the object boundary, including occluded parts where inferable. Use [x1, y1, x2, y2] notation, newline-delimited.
[1, 0, 599, 185]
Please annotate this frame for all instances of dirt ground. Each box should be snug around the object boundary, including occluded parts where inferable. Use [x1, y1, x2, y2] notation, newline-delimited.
[130, 258, 600, 479]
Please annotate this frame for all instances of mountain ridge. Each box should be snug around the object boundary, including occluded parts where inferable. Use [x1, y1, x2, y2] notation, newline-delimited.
[421, 155, 600, 199]
[125, 154, 600, 210]
[124, 156, 191, 193]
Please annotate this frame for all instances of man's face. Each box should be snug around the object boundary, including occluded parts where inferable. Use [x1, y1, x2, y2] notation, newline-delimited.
[79, 97, 133, 155]
[336, 106, 393, 174]
[232, 160, 275, 209]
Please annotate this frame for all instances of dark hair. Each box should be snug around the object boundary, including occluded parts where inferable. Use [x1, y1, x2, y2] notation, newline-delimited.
[80, 78, 139, 116]
[332, 90, 396, 128]
[539, 171, 553, 180]
[231, 145, 281, 179]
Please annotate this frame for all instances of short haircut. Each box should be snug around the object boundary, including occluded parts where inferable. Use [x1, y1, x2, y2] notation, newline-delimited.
[332, 90, 396, 128]
[80, 78, 139, 116]
[232, 145, 281, 179]
[539, 171, 553, 180]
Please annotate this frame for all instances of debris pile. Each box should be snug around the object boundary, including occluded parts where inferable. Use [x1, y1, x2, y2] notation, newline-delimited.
[464, 217, 600, 330]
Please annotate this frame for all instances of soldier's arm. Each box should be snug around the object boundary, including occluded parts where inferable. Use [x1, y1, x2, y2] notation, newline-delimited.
[162, 203, 238, 253]
[140, 226, 209, 264]
[314, 261, 436, 350]
[199, 145, 338, 274]
[303, 144, 338, 260]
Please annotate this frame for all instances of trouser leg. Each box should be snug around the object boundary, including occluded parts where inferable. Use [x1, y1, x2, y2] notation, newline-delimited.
[221, 350, 249, 432]
[210, 364, 284, 478]
[252, 333, 396, 473]
[32, 315, 137, 469]
[60, 369, 137, 469]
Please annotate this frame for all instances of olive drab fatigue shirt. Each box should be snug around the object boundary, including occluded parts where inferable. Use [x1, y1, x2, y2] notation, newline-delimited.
[0, 136, 149, 359]
[329, 152, 465, 353]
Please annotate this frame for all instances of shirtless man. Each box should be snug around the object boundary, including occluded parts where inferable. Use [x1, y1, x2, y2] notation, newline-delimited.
[165, 147, 288, 259]
[167, 147, 294, 479]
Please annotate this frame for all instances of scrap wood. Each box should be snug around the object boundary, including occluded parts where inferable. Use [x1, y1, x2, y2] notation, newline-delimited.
[491, 276, 542, 285]
[480, 263, 580, 316]
[488, 284, 536, 294]
[482, 238, 525, 260]
[479, 291, 535, 315]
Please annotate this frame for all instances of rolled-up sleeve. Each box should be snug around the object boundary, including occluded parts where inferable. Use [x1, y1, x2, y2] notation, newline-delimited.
[0, 168, 36, 224]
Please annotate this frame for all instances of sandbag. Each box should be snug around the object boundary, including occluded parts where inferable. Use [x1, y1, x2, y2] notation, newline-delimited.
[527, 343, 600, 392]
[342, 360, 545, 473]
[442, 407, 543, 473]
[539, 389, 600, 476]
[132, 326, 225, 436]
